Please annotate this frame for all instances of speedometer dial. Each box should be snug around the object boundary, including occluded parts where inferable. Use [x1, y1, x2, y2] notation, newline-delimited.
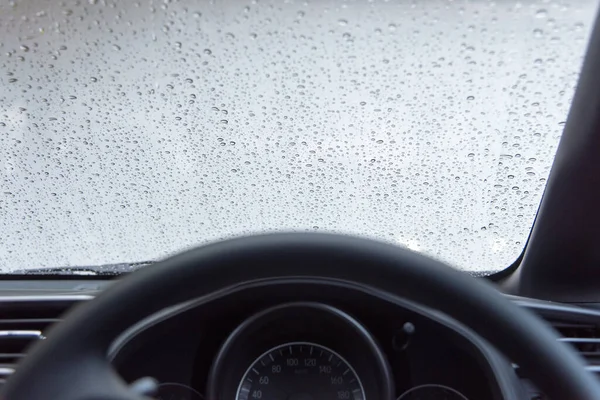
[236, 342, 365, 400]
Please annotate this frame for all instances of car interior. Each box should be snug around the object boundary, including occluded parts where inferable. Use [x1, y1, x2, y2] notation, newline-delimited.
[3, 2, 600, 400]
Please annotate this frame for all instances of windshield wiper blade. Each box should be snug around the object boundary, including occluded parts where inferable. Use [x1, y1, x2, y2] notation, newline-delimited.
[12, 261, 153, 276]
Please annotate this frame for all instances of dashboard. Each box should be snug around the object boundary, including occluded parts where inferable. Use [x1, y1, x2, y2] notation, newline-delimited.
[109, 279, 515, 400]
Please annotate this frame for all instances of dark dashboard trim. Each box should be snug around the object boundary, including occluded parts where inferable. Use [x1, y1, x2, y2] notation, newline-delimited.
[2, 284, 597, 399]
[507, 295, 600, 321]
[107, 277, 520, 400]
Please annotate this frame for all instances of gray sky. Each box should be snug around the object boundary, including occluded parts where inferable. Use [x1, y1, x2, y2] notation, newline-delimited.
[0, 0, 597, 272]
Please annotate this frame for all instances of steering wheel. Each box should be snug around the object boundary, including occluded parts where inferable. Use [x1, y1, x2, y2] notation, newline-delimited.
[2, 233, 599, 400]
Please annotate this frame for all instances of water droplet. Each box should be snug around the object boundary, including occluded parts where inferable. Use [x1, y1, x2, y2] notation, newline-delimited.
[113, 44, 121, 51]
[20, 45, 29, 52]
[0, 0, 584, 274]
[535, 9, 547, 18]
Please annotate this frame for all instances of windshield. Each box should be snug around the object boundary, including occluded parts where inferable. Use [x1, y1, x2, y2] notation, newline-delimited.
[0, 0, 597, 274]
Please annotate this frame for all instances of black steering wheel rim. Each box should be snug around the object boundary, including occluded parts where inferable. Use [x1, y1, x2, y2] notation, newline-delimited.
[2, 233, 599, 399]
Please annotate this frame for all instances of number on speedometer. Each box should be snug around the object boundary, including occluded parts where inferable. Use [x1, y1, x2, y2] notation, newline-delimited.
[236, 342, 365, 400]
